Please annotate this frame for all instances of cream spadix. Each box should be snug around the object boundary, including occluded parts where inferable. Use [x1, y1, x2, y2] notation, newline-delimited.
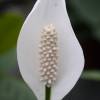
[39, 24, 58, 87]
[17, 0, 84, 100]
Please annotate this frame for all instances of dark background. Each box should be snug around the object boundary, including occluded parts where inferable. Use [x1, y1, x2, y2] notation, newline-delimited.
[0, 0, 100, 100]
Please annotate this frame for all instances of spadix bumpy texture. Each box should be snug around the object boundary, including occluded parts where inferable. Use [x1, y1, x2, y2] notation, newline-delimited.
[39, 24, 58, 87]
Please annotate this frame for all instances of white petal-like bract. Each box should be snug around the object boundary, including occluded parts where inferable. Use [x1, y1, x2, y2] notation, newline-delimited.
[17, 0, 84, 100]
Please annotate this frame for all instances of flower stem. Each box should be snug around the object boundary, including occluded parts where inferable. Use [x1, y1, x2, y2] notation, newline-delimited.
[45, 86, 51, 100]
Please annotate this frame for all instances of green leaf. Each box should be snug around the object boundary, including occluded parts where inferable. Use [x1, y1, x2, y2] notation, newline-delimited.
[82, 70, 100, 81]
[71, 0, 100, 23]
[0, 13, 24, 55]
[0, 78, 37, 100]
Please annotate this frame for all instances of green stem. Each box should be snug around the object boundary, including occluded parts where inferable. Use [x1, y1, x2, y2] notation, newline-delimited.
[45, 86, 51, 100]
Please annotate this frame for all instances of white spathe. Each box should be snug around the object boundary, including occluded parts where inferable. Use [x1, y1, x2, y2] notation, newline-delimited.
[17, 0, 85, 100]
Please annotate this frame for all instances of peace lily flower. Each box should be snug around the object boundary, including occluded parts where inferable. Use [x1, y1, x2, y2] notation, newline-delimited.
[17, 0, 84, 100]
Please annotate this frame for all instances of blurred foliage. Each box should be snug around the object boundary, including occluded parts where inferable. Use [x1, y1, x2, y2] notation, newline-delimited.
[82, 70, 100, 81]
[0, 13, 24, 55]
[71, 0, 100, 23]
[0, 78, 37, 100]
[0, 48, 17, 72]
[69, 0, 100, 41]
